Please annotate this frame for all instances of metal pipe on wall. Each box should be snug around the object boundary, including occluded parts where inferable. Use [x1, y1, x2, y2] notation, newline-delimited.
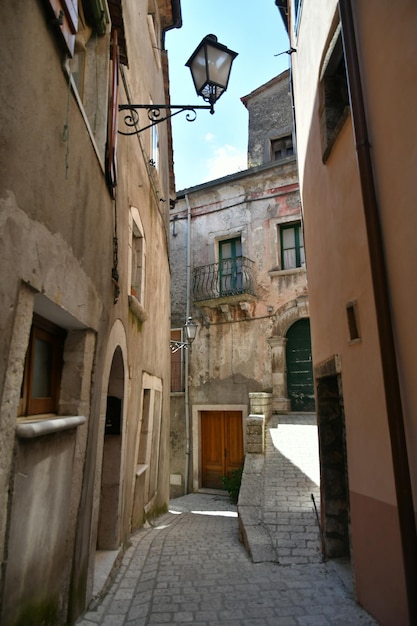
[338, 2, 417, 622]
[184, 194, 192, 494]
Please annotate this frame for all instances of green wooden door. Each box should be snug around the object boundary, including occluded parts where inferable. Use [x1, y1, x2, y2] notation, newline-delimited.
[286, 319, 315, 411]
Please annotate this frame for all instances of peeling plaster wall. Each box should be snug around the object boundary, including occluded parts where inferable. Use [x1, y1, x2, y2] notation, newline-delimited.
[170, 90, 309, 492]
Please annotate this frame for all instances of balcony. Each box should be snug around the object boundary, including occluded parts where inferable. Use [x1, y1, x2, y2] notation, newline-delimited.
[193, 257, 256, 306]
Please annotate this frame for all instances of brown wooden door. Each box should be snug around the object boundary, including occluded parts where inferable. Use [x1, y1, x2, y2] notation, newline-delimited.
[201, 411, 244, 489]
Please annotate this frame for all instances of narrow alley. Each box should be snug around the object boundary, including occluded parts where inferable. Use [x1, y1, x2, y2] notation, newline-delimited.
[76, 493, 376, 626]
[77, 416, 378, 626]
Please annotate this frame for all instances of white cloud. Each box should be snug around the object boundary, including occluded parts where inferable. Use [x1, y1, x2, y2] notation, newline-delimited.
[204, 144, 247, 182]
[205, 132, 215, 142]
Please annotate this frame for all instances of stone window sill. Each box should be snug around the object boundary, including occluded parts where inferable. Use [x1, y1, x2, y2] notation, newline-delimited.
[16, 415, 86, 439]
[128, 295, 148, 322]
[269, 267, 306, 277]
[136, 464, 148, 477]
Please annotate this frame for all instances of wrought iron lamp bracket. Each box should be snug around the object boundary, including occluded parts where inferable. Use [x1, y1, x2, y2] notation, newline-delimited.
[118, 103, 214, 136]
[170, 340, 191, 354]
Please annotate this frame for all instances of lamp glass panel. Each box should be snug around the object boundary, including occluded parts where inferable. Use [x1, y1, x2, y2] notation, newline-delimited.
[190, 54, 207, 92]
[185, 321, 197, 342]
[206, 45, 233, 87]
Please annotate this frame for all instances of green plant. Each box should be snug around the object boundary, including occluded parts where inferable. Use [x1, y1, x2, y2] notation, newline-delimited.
[222, 466, 243, 504]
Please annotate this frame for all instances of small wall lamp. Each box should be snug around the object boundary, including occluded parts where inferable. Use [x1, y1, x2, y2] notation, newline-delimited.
[170, 317, 198, 353]
[119, 34, 238, 136]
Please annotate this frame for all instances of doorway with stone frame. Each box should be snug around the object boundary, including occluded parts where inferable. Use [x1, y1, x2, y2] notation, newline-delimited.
[191, 404, 248, 493]
[268, 296, 312, 413]
[200, 410, 244, 490]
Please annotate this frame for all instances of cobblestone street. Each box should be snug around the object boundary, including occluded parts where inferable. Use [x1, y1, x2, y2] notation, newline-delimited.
[77, 492, 378, 625]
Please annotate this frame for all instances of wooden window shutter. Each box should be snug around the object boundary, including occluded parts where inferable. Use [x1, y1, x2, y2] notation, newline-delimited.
[47, 0, 78, 56]
[106, 29, 120, 195]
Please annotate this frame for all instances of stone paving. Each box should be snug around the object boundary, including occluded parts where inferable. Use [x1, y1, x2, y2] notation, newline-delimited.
[264, 414, 322, 565]
[238, 414, 321, 565]
[76, 414, 378, 625]
[77, 501, 377, 625]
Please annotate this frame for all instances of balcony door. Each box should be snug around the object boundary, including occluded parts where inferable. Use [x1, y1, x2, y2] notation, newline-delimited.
[219, 237, 242, 296]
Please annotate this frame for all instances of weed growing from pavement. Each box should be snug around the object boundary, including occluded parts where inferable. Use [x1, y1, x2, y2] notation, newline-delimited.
[221, 466, 243, 504]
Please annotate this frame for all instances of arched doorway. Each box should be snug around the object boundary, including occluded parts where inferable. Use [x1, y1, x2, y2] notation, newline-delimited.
[286, 319, 315, 411]
[97, 346, 124, 550]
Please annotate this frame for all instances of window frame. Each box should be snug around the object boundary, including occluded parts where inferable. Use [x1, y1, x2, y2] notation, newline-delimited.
[147, 0, 161, 68]
[294, 0, 304, 35]
[106, 27, 119, 195]
[19, 315, 66, 417]
[319, 25, 350, 163]
[270, 134, 294, 162]
[280, 222, 305, 270]
[129, 208, 146, 305]
[47, 0, 78, 56]
[219, 237, 243, 296]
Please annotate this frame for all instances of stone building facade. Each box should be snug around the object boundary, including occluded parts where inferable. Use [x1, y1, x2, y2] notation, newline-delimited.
[281, 1, 417, 624]
[0, 1, 180, 623]
[170, 70, 312, 498]
[242, 72, 295, 168]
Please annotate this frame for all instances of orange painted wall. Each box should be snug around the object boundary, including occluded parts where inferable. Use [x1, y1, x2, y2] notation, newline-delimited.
[289, 0, 417, 623]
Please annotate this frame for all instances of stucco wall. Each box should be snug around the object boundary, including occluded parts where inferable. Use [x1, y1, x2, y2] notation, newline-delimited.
[0, 0, 174, 623]
[288, 1, 417, 623]
[2, 431, 79, 625]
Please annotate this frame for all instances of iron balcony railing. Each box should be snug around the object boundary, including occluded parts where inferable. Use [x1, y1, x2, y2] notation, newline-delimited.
[193, 256, 256, 302]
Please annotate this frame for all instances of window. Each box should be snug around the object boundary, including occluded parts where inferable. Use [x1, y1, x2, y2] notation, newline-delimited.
[271, 134, 294, 161]
[47, 0, 78, 56]
[66, 1, 110, 165]
[137, 375, 163, 505]
[346, 301, 360, 342]
[131, 227, 145, 300]
[147, 0, 161, 68]
[19, 315, 66, 416]
[280, 223, 305, 269]
[106, 29, 119, 193]
[320, 26, 349, 162]
[219, 237, 243, 296]
[294, 0, 304, 33]
[129, 209, 146, 303]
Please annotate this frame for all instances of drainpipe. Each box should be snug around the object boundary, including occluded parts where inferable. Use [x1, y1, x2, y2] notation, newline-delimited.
[184, 194, 192, 494]
[338, 2, 417, 622]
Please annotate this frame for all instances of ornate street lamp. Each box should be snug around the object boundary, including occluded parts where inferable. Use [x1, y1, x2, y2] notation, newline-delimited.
[170, 317, 198, 353]
[119, 35, 238, 135]
[185, 34, 238, 113]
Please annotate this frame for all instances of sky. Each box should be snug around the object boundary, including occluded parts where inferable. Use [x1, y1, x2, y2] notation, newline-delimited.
[165, 1, 291, 191]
